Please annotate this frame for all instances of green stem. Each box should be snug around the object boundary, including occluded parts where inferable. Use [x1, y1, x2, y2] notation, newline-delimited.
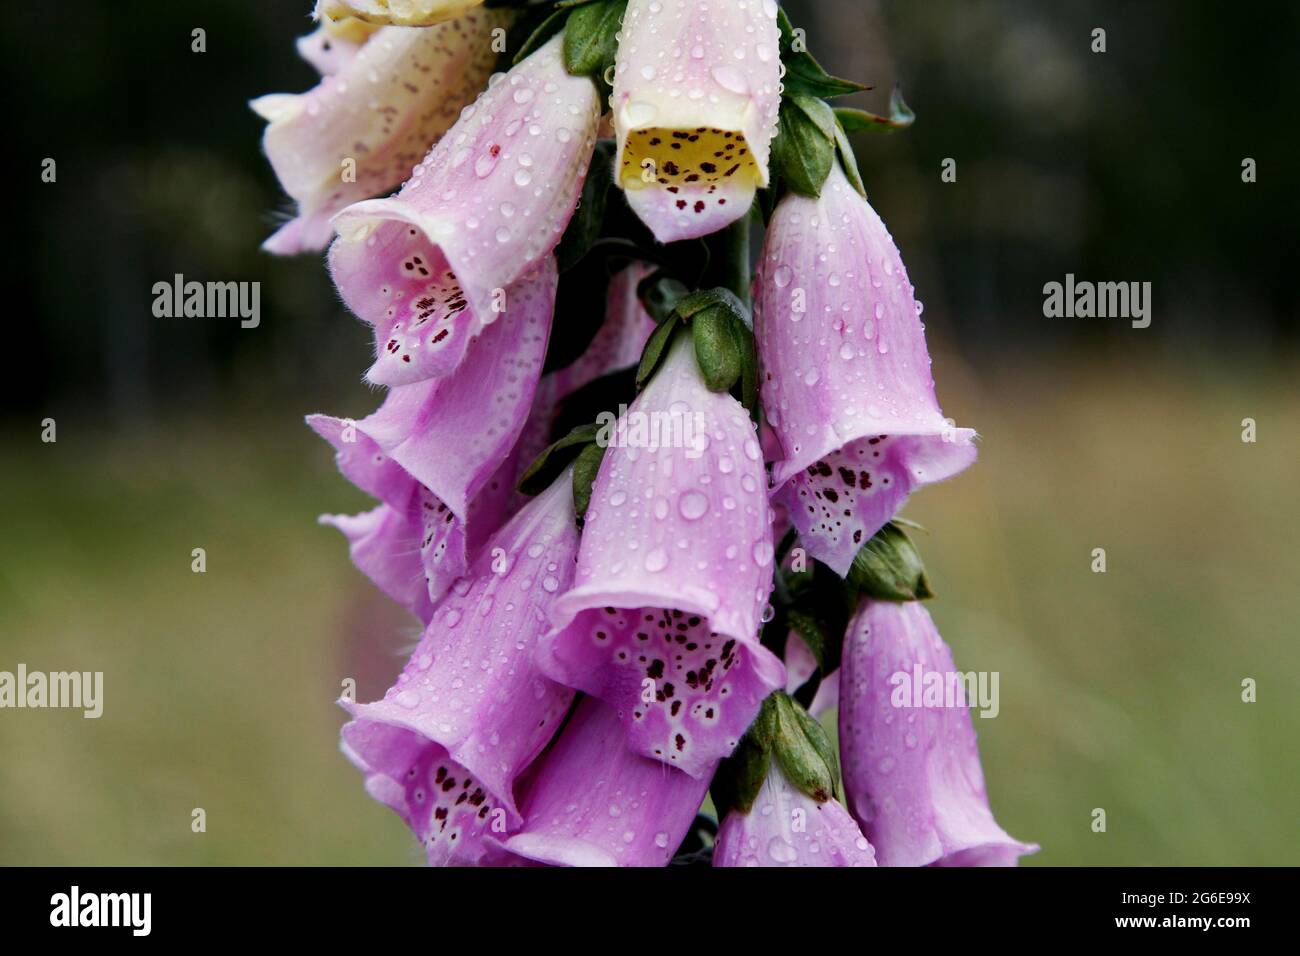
[721, 207, 752, 307]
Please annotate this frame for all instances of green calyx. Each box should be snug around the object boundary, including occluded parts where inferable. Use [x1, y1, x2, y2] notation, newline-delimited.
[847, 520, 934, 602]
[633, 286, 758, 414]
[710, 691, 840, 816]
[515, 422, 607, 528]
[561, 0, 627, 98]
[766, 10, 914, 202]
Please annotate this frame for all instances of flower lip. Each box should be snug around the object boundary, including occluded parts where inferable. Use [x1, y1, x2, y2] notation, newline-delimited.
[330, 199, 476, 386]
[315, 0, 486, 27]
[339, 720, 508, 865]
[489, 697, 713, 867]
[319, 505, 436, 624]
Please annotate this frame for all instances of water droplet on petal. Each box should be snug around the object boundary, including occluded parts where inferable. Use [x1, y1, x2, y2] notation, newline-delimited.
[678, 491, 709, 520]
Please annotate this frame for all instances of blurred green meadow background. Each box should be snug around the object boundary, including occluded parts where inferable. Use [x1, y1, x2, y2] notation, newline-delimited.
[2, 1, 1297, 864]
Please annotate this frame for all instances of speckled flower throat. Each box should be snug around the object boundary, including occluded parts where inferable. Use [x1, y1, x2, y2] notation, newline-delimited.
[255, 0, 1036, 867]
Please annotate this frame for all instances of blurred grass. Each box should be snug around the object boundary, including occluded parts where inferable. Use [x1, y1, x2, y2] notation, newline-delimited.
[0, 355, 1297, 865]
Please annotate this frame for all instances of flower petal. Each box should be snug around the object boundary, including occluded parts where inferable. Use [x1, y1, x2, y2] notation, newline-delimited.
[316, 0, 486, 28]
[340, 470, 580, 864]
[756, 163, 977, 573]
[295, 19, 378, 76]
[623, 174, 757, 244]
[713, 763, 877, 867]
[838, 599, 1039, 866]
[540, 335, 785, 777]
[612, 0, 781, 241]
[321, 505, 435, 624]
[773, 433, 977, 576]
[783, 630, 818, 694]
[364, 258, 555, 509]
[496, 697, 711, 866]
[329, 35, 600, 345]
[255, 13, 504, 254]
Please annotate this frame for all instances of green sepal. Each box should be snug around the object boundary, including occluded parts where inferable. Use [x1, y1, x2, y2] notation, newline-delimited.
[516, 422, 601, 496]
[771, 95, 837, 198]
[832, 120, 867, 198]
[571, 441, 607, 526]
[771, 692, 838, 803]
[692, 306, 746, 393]
[671, 286, 747, 323]
[709, 694, 778, 816]
[847, 520, 935, 601]
[563, 0, 627, 93]
[635, 313, 681, 389]
[637, 287, 751, 392]
[556, 140, 615, 272]
[776, 8, 868, 99]
[834, 86, 916, 134]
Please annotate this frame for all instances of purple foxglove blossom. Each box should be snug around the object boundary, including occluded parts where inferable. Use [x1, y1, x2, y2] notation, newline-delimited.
[782, 633, 839, 718]
[539, 335, 785, 777]
[493, 697, 711, 866]
[296, 19, 379, 77]
[252, 12, 504, 255]
[316, 0, 485, 28]
[784, 630, 818, 694]
[540, 261, 659, 403]
[611, 0, 782, 242]
[311, 257, 556, 604]
[500, 262, 660, 519]
[755, 162, 978, 575]
[839, 599, 1038, 866]
[330, 35, 601, 381]
[713, 763, 877, 867]
[320, 505, 436, 624]
[340, 469, 579, 865]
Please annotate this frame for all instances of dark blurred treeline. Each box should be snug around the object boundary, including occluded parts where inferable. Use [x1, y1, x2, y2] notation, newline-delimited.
[8, 1, 1299, 424]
